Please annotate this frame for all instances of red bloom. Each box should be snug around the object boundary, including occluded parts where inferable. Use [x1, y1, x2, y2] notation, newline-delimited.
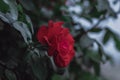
[37, 20, 75, 68]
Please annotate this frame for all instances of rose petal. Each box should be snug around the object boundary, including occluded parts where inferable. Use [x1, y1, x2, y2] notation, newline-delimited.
[48, 20, 54, 27]
[53, 53, 70, 67]
[54, 21, 64, 28]
[37, 25, 48, 45]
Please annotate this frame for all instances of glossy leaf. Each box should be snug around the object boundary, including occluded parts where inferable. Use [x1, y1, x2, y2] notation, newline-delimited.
[25, 15, 34, 34]
[13, 21, 32, 44]
[79, 34, 94, 49]
[3, 0, 18, 20]
[0, 11, 9, 23]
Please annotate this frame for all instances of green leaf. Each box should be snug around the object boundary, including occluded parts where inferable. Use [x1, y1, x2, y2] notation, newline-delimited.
[0, 11, 9, 23]
[18, 0, 36, 11]
[95, 40, 113, 63]
[103, 31, 111, 44]
[5, 69, 17, 80]
[0, 0, 9, 13]
[33, 49, 46, 57]
[0, 11, 16, 24]
[29, 54, 48, 80]
[17, 4, 23, 13]
[90, 28, 102, 32]
[0, 11, 32, 44]
[17, 5, 28, 24]
[105, 28, 120, 51]
[89, 6, 106, 18]
[113, 35, 120, 51]
[13, 21, 32, 44]
[17, 5, 34, 34]
[3, 0, 18, 20]
[83, 16, 93, 23]
[25, 15, 34, 34]
[80, 34, 94, 49]
[86, 51, 101, 63]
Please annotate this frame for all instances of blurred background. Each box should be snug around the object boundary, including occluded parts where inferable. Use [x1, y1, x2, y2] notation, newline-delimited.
[0, 0, 120, 80]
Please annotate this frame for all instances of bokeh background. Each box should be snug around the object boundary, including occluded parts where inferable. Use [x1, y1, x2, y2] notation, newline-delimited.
[0, 0, 120, 80]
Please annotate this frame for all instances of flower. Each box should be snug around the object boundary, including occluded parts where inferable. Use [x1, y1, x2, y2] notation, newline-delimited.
[37, 20, 75, 68]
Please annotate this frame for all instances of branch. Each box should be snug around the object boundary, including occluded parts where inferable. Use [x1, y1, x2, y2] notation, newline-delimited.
[86, 15, 105, 33]
[75, 15, 105, 41]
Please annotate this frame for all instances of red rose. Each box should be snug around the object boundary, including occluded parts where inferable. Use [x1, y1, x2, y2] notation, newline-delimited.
[37, 20, 75, 67]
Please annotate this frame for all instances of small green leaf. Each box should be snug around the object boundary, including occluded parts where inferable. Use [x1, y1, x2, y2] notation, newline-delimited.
[103, 31, 111, 44]
[90, 28, 102, 32]
[5, 69, 17, 80]
[113, 36, 120, 51]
